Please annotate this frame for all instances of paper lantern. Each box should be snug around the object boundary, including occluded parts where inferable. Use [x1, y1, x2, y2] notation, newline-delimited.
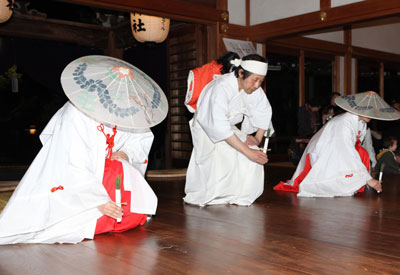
[0, 0, 13, 23]
[130, 13, 170, 43]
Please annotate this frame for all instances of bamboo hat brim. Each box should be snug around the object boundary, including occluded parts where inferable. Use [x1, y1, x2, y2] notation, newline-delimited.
[335, 91, 400, 121]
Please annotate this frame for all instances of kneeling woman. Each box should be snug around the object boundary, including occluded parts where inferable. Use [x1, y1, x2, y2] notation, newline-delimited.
[275, 91, 400, 197]
[0, 102, 157, 244]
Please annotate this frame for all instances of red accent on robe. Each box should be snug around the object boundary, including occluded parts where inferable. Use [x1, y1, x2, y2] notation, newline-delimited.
[274, 140, 370, 193]
[95, 160, 147, 235]
[186, 61, 222, 111]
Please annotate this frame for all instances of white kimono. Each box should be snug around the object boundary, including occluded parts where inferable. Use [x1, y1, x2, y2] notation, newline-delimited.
[184, 72, 273, 206]
[0, 102, 157, 244]
[289, 112, 372, 197]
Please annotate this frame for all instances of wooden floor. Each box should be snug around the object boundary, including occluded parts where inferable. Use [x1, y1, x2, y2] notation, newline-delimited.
[1, 163, 400, 274]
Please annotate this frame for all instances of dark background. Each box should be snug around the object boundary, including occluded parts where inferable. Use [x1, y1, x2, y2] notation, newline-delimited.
[0, 35, 168, 168]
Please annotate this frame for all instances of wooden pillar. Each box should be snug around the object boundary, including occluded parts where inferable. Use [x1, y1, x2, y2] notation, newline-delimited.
[299, 50, 305, 107]
[216, 0, 227, 10]
[105, 31, 123, 59]
[379, 62, 384, 98]
[246, 0, 250, 26]
[262, 43, 268, 93]
[216, 0, 228, 57]
[354, 58, 358, 93]
[320, 0, 331, 9]
[195, 25, 204, 66]
[206, 24, 218, 63]
[333, 56, 340, 93]
[343, 28, 352, 95]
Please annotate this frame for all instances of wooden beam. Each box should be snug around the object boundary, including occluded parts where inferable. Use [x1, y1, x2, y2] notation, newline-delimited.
[352, 46, 400, 63]
[0, 14, 108, 48]
[271, 35, 400, 64]
[219, 23, 249, 40]
[264, 44, 299, 57]
[57, 0, 228, 24]
[271, 36, 346, 56]
[250, 0, 400, 41]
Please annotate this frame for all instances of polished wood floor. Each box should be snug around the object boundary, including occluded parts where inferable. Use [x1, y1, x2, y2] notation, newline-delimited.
[1, 163, 400, 274]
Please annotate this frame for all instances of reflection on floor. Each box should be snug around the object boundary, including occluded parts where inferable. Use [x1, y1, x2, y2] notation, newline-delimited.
[1, 163, 399, 274]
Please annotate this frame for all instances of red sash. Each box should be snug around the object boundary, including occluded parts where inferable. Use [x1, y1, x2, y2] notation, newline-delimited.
[95, 124, 147, 235]
[95, 159, 147, 235]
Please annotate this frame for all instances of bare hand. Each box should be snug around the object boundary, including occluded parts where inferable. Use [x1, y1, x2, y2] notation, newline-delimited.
[97, 201, 123, 219]
[367, 179, 382, 193]
[111, 151, 129, 162]
[245, 148, 268, 165]
[244, 135, 260, 147]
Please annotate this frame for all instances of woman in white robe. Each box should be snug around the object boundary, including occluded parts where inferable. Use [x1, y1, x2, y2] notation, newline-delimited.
[274, 91, 400, 198]
[184, 54, 272, 206]
[283, 112, 378, 197]
[0, 102, 157, 244]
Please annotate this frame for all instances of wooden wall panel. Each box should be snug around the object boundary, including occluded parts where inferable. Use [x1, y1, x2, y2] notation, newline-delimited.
[166, 24, 207, 168]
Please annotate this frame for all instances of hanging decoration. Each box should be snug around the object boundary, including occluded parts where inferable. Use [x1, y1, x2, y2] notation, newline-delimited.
[130, 13, 170, 43]
[0, 0, 14, 23]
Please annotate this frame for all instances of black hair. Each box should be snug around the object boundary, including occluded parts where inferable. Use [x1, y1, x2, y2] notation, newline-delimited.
[308, 96, 323, 108]
[217, 51, 240, 74]
[233, 54, 268, 80]
[329, 92, 341, 104]
[330, 92, 341, 99]
[383, 136, 398, 148]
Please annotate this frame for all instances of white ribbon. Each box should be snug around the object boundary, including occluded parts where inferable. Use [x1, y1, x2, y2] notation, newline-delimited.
[230, 58, 242, 67]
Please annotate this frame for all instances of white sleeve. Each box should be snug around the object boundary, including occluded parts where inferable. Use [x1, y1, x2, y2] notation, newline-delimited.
[362, 128, 377, 168]
[196, 83, 233, 143]
[242, 88, 273, 134]
[120, 130, 154, 176]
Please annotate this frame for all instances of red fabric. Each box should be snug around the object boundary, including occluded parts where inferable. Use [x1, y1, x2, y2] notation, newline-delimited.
[355, 138, 370, 192]
[274, 137, 370, 193]
[274, 154, 311, 192]
[186, 61, 222, 111]
[97, 124, 117, 160]
[95, 159, 147, 235]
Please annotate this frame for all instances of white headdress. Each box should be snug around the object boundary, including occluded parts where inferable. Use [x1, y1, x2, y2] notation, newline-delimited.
[230, 59, 268, 76]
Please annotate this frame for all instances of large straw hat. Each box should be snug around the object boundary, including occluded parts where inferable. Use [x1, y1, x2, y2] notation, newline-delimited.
[335, 91, 400, 121]
[61, 55, 168, 130]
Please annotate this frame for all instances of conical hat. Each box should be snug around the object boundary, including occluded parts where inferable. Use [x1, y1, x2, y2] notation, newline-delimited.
[335, 91, 400, 121]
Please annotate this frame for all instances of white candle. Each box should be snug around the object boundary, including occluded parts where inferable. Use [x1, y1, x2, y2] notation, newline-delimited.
[116, 189, 122, 223]
[263, 128, 271, 153]
[115, 175, 122, 223]
[379, 163, 385, 183]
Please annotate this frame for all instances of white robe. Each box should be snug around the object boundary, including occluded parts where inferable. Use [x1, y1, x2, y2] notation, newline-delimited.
[289, 112, 372, 197]
[0, 102, 157, 244]
[184, 72, 273, 206]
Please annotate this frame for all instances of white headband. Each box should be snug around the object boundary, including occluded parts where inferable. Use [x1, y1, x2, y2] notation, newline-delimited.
[230, 59, 268, 76]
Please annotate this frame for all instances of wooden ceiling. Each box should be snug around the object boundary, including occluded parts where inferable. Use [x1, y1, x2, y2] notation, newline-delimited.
[1, 0, 400, 49]
[0, 0, 224, 49]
